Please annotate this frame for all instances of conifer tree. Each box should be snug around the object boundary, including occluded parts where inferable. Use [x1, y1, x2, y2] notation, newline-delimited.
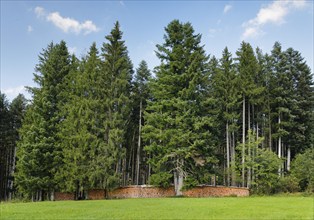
[235, 41, 259, 187]
[89, 22, 133, 198]
[56, 43, 102, 199]
[7, 94, 27, 200]
[133, 60, 151, 185]
[284, 48, 314, 157]
[212, 47, 239, 186]
[16, 41, 71, 200]
[270, 42, 294, 176]
[0, 93, 11, 201]
[143, 20, 216, 195]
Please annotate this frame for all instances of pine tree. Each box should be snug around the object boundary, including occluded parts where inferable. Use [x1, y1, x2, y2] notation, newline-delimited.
[89, 22, 133, 198]
[0, 93, 11, 201]
[284, 48, 314, 157]
[7, 94, 27, 200]
[270, 42, 294, 176]
[143, 20, 216, 195]
[211, 47, 240, 186]
[56, 43, 102, 199]
[235, 41, 259, 187]
[133, 60, 151, 185]
[16, 41, 71, 200]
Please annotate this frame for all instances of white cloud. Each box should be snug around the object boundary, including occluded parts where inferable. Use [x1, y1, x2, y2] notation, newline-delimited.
[224, 4, 232, 14]
[34, 6, 99, 35]
[27, 25, 33, 33]
[34, 6, 46, 18]
[2, 86, 29, 101]
[242, 0, 306, 39]
[242, 27, 264, 39]
[119, 1, 125, 6]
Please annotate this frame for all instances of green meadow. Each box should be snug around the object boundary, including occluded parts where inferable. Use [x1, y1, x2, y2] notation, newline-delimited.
[1, 196, 313, 220]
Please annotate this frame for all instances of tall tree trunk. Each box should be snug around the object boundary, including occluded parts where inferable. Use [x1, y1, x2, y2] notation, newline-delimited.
[122, 158, 127, 186]
[8, 145, 17, 200]
[278, 114, 282, 176]
[242, 96, 246, 187]
[269, 111, 272, 151]
[287, 145, 291, 171]
[226, 121, 230, 186]
[136, 100, 142, 185]
[231, 131, 236, 186]
[127, 134, 134, 184]
[174, 159, 183, 196]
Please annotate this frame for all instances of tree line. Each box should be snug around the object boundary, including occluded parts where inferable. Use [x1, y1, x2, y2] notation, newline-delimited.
[0, 20, 313, 201]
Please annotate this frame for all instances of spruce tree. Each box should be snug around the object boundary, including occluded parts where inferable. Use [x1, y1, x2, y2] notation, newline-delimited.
[285, 48, 314, 154]
[270, 42, 294, 176]
[0, 93, 11, 200]
[235, 41, 259, 187]
[133, 60, 151, 185]
[89, 22, 133, 198]
[143, 20, 216, 195]
[16, 41, 71, 200]
[56, 44, 102, 199]
[7, 94, 27, 200]
[211, 47, 239, 186]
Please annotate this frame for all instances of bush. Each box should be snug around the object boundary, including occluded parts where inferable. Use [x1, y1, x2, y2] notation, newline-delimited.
[182, 177, 198, 190]
[250, 148, 281, 195]
[150, 172, 172, 188]
[275, 176, 300, 193]
[290, 148, 314, 192]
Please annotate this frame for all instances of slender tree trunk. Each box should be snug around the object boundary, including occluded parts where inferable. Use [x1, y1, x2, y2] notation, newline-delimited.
[287, 145, 291, 171]
[246, 102, 252, 188]
[231, 131, 236, 186]
[127, 134, 134, 184]
[248, 103, 251, 131]
[8, 145, 17, 200]
[226, 121, 230, 186]
[269, 111, 272, 151]
[131, 140, 135, 184]
[278, 114, 282, 176]
[148, 140, 151, 185]
[122, 158, 127, 186]
[136, 100, 142, 185]
[242, 96, 246, 187]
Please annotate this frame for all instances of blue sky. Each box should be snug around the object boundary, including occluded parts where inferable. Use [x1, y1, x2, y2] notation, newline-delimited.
[1, 0, 313, 101]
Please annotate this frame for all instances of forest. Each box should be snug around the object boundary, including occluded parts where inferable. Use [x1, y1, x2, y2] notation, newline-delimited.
[0, 20, 313, 201]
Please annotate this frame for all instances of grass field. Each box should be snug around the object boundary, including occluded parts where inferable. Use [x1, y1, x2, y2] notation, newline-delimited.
[1, 196, 313, 219]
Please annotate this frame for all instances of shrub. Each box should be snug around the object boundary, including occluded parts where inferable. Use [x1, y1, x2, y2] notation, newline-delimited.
[150, 172, 172, 188]
[275, 176, 300, 193]
[291, 148, 314, 192]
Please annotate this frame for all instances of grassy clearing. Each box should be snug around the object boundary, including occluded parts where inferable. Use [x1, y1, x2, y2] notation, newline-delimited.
[1, 196, 313, 219]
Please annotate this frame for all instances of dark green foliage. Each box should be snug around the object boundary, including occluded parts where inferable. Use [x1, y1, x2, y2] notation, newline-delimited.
[5, 20, 313, 199]
[250, 148, 281, 194]
[0, 93, 12, 200]
[143, 20, 216, 191]
[16, 41, 71, 200]
[89, 22, 133, 196]
[284, 48, 314, 154]
[290, 148, 314, 192]
[150, 172, 172, 188]
[133, 60, 151, 185]
[275, 176, 300, 193]
[57, 43, 102, 195]
[0, 93, 27, 201]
